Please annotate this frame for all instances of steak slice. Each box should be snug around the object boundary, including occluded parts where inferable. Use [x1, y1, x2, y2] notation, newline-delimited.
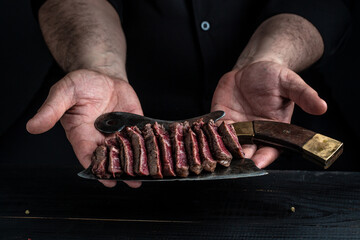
[143, 123, 163, 179]
[193, 120, 217, 172]
[202, 119, 232, 167]
[125, 126, 149, 176]
[218, 121, 245, 159]
[107, 145, 122, 178]
[105, 136, 122, 178]
[153, 122, 176, 177]
[169, 122, 189, 177]
[184, 121, 202, 175]
[116, 131, 135, 177]
[91, 145, 111, 179]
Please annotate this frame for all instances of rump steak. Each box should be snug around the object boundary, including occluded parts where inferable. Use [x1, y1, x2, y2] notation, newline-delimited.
[153, 122, 176, 177]
[143, 123, 163, 178]
[105, 137, 122, 177]
[202, 119, 233, 167]
[91, 145, 110, 179]
[218, 121, 245, 159]
[169, 122, 189, 177]
[184, 121, 203, 175]
[125, 126, 149, 176]
[116, 131, 135, 177]
[193, 120, 217, 172]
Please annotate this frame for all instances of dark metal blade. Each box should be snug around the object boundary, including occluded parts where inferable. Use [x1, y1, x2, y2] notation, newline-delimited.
[78, 158, 268, 182]
[94, 111, 225, 134]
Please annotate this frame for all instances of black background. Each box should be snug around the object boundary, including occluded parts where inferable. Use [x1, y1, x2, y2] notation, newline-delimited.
[0, 0, 359, 171]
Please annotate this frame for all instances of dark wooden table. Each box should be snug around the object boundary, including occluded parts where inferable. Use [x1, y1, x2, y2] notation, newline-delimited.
[1, 165, 360, 240]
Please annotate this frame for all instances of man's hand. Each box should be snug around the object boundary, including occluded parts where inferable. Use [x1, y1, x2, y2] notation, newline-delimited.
[26, 69, 143, 188]
[211, 61, 327, 168]
[36, 0, 141, 187]
[211, 13, 327, 168]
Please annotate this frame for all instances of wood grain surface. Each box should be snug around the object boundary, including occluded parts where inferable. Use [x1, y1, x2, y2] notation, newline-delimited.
[253, 120, 316, 150]
[1, 165, 359, 239]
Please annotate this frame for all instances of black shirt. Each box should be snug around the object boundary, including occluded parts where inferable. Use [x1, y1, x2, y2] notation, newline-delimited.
[106, 0, 351, 120]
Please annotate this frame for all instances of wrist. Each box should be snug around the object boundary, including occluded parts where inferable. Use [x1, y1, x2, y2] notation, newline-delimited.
[234, 14, 324, 72]
[69, 50, 128, 82]
[86, 64, 128, 83]
[234, 32, 293, 70]
[234, 52, 286, 71]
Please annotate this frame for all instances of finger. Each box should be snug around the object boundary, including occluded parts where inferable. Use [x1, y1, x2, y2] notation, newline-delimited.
[99, 179, 117, 188]
[26, 79, 75, 134]
[280, 69, 327, 115]
[72, 137, 103, 170]
[242, 144, 257, 159]
[124, 181, 142, 188]
[99, 180, 142, 188]
[65, 124, 106, 174]
[251, 146, 280, 169]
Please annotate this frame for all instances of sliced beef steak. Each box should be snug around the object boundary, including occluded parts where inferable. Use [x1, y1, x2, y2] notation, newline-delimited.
[125, 126, 149, 176]
[184, 122, 202, 175]
[116, 131, 135, 177]
[169, 122, 189, 177]
[193, 120, 217, 172]
[91, 145, 110, 179]
[153, 122, 176, 177]
[202, 119, 232, 167]
[218, 121, 245, 159]
[143, 123, 163, 178]
[105, 136, 122, 177]
[91, 116, 241, 179]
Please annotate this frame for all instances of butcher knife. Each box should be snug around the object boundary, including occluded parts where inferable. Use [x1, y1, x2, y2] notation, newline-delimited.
[77, 111, 343, 181]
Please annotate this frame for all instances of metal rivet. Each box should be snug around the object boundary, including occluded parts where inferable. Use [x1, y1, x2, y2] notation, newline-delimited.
[283, 129, 291, 134]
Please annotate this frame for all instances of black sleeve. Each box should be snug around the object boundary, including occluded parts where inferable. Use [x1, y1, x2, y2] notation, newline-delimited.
[259, 0, 351, 65]
[30, 0, 46, 20]
[106, 0, 124, 21]
[107, 0, 122, 12]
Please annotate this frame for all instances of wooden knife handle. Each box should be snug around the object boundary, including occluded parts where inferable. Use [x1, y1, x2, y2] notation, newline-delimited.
[232, 121, 343, 169]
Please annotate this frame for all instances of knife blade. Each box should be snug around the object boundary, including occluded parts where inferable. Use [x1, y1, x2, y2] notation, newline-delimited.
[94, 111, 225, 133]
[78, 158, 268, 182]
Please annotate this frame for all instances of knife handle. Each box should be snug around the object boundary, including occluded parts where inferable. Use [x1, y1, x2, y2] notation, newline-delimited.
[232, 121, 343, 169]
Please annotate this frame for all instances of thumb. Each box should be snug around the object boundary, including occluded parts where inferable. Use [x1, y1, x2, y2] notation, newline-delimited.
[26, 80, 75, 134]
[280, 69, 327, 115]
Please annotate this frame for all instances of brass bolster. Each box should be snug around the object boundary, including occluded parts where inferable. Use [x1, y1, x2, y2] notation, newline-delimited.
[232, 121, 255, 144]
[302, 133, 344, 169]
